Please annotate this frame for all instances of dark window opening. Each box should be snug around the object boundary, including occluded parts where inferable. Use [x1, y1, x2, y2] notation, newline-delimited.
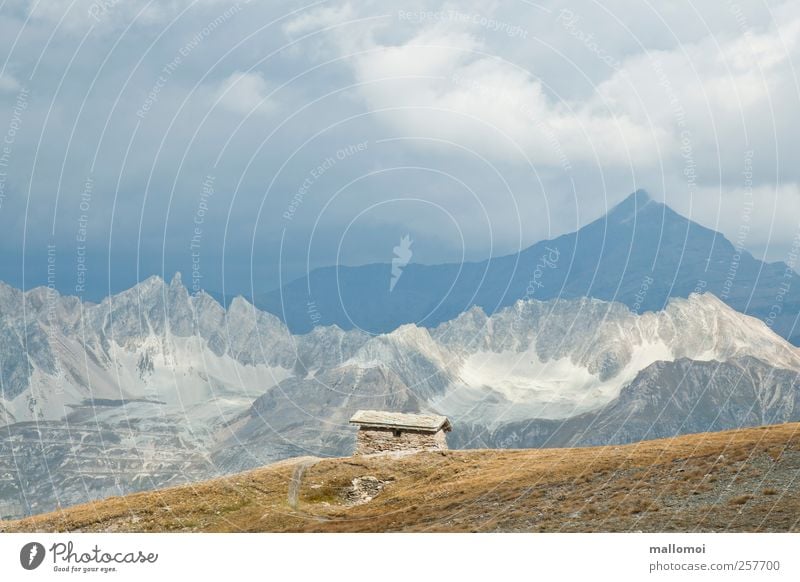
[393, 429, 402, 437]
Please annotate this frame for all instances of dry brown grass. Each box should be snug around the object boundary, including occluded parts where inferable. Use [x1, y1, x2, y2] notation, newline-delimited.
[2, 423, 799, 533]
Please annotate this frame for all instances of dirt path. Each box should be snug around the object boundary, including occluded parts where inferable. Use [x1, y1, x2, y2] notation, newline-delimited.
[287, 457, 319, 509]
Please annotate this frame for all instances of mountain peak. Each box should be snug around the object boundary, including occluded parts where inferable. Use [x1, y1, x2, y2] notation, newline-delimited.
[627, 188, 652, 204]
[603, 189, 677, 227]
[610, 189, 653, 214]
[228, 295, 254, 312]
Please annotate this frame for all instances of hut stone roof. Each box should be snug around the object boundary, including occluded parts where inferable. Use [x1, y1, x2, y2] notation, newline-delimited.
[349, 410, 452, 433]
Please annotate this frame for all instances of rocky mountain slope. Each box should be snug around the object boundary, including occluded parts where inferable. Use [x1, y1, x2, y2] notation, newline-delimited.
[465, 356, 800, 449]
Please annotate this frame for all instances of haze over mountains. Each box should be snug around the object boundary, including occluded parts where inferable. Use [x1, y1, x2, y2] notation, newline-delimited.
[2, 191, 800, 519]
[260, 190, 800, 346]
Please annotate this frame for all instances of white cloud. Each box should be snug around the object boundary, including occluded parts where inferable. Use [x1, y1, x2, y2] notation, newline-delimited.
[289, 9, 666, 168]
[0, 74, 21, 93]
[595, 11, 800, 182]
[213, 71, 272, 116]
[282, 3, 357, 37]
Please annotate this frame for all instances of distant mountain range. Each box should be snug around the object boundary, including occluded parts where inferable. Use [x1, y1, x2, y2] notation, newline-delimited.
[3, 261, 800, 518]
[225, 293, 800, 462]
[258, 190, 800, 346]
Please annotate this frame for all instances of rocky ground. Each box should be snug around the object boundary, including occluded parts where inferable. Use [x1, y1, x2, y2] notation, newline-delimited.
[2, 423, 799, 533]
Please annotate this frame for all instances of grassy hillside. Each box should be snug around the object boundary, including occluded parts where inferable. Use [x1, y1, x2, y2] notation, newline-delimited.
[3, 423, 799, 533]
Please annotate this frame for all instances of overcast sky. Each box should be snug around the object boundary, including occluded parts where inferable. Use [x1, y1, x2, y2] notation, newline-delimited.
[0, 0, 798, 299]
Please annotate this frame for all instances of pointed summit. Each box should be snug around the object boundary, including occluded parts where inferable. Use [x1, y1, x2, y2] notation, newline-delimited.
[604, 189, 673, 226]
[610, 189, 653, 213]
[170, 271, 183, 288]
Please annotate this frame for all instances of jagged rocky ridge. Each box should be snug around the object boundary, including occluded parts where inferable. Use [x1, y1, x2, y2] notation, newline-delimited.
[1, 274, 800, 518]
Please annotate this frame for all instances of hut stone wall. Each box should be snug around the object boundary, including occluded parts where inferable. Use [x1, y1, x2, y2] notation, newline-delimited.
[355, 427, 448, 455]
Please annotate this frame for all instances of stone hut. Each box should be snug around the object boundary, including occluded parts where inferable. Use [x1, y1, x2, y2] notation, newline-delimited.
[349, 410, 452, 455]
